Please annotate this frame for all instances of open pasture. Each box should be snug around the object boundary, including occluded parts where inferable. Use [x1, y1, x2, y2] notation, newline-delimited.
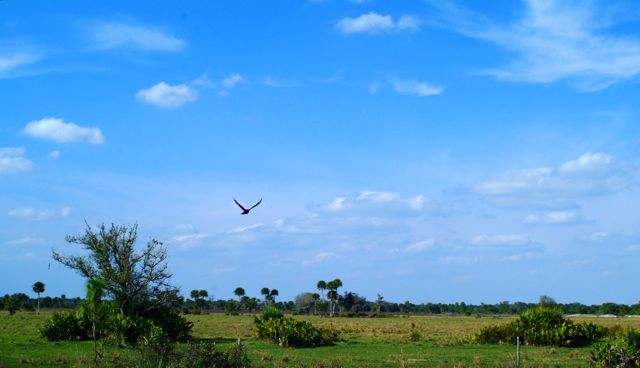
[2, 312, 640, 367]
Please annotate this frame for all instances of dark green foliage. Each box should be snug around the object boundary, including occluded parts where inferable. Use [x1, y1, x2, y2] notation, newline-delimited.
[39, 304, 192, 345]
[591, 329, 640, 367]
[3, 297, 19, 315]
[475, 306, 606, 347]
[254, 307, 337, 347]
[38, 310, 89, 341]
[136, 339, 250, 368]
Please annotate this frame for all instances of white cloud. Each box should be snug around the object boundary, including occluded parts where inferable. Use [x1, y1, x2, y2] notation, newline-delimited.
[47, 150, 61, 159]
[318, 190, 427, 215]
[303, 251, 337, 266]
[5, 237, 42, 246]
[336, 12, 420, 34]
[474, 152, 629, 206]
[23, 117, 104, 144]
[222, 74, 244, 89]
[261, 76, 301, 88]
[390, 78, 443, 96]
[231, 223, 264, 233]
[405, 239, 435, 253]
[173, 233, 211, 244]
[59, 207, 72, 217]
[0, 52, 40, 76]
[91, 21, 186, 52]
[584, 231, 609, 241]
[7, 206, 71, 220]
[0, 147, 32, 174]
[472, 234, 531, 246]
[136, 82, 198, 108]
[435, 0, 640, 90]
[524, 210, 583, 224]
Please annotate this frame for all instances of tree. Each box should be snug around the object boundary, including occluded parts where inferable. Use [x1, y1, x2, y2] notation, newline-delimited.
[32, 281, 45, 314]
[190, 289, 208, 312]
[326, 279, 343, 317]
[539, 295, 557, 307]
[316, 280, 327, 301]
[3, 297, 18, 315]
[234, 287, 245, 301]
[376, 293, 384, 313]
[260, 287, 278, 307]
[53, 223, 175, 317]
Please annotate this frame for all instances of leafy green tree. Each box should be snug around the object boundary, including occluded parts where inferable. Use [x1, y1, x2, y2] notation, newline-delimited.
[32, 281, 45, 314]
[53, 223, 176, 317]
[316, 280, 327, 301]
[539, 295, 557, 307]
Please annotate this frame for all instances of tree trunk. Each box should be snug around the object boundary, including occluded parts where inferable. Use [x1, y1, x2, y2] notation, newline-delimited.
[36, 293, 40, 314]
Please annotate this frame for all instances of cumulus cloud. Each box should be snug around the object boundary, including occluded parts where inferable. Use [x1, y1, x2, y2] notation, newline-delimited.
[0, 147, 32, 174]
[474, 152, 630, 207]
[136, 82, 198, 108]
[336, 12, 420, 34]
[90, 21, 186, 52]
[433, 0, 640, 90]
[472, 233, 531, 246]
[23, 118, 104, 144]
[389, 78, 443, 96]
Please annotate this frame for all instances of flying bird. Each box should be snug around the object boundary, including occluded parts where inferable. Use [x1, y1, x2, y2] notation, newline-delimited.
[234, 198, 262, 215]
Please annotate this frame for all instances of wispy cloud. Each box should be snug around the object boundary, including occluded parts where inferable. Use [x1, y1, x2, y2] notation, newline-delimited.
[0, 52, 40, 77]
[90, 21, 186, 52]
[0, 147, 32, 174]
[472, 233, 531, 246]
[47, 150, 61, 160]
[389, 77, 443, 96]
[405, 239, 435, 253]
[336, 12, 420, 34]
[317, 190, 427, 216]
[524, 210, 586, 225]
[8, 207, 71, 220]
[434, 0, 640, 90]
[303, 251, 337, 266]
[23, 117, 104, 144]
[136, 82, 198, 108]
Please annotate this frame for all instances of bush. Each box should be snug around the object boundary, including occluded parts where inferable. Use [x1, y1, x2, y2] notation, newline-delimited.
[254, 307, 337, 347]
[135, 340, 250, 368]
[474, 306, 607, 347]
[38, 310, 89, 341]
[591, 329, 640, 367]
[39, 304, 191, 345]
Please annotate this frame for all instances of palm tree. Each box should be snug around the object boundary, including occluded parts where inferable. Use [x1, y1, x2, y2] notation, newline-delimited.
[85, 277, 107, 365]
[260, 287, 270, 304]
[32, 281, 45, 314]
[269, 289, 278, 305]
[316, 280, 327, 301]
[234, 287, 245, 313]
[326, 279, 343, 317]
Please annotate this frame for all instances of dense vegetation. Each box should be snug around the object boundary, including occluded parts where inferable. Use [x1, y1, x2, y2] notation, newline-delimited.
[253, 307, 336, 347]
[474, 306, 606, 347]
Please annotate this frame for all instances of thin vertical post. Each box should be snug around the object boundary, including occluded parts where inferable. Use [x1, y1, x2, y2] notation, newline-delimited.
[516, 336, 520, 368]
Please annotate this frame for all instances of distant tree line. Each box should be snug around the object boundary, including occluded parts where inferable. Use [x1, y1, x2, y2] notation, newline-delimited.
[5, 290, 640, 317]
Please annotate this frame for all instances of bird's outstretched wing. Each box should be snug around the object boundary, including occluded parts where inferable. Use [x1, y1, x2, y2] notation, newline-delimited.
[249, 198, 262, 210]
[234, 199, 247, 211]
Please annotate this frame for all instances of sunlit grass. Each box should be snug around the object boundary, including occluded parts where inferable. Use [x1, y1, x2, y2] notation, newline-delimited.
[2, 311, 640, 367]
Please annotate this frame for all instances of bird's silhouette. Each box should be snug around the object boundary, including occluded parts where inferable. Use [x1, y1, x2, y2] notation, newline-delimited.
[234, 198, 262, 215]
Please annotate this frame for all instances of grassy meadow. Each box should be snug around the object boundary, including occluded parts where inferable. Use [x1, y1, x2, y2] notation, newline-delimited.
[2, 311, 640, 367]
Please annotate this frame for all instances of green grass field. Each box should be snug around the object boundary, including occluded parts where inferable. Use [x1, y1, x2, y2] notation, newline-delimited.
[2, 311, 639, 367]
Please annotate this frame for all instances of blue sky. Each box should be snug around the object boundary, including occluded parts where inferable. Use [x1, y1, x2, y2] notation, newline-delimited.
[2, 0, 640, 305]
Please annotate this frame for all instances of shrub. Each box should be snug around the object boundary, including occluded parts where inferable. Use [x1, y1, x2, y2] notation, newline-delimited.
[254, 307, 337, 347]
[591, 329, 640, 367]
[38, 310, 89, 341]
[474, 306, 607, 347]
